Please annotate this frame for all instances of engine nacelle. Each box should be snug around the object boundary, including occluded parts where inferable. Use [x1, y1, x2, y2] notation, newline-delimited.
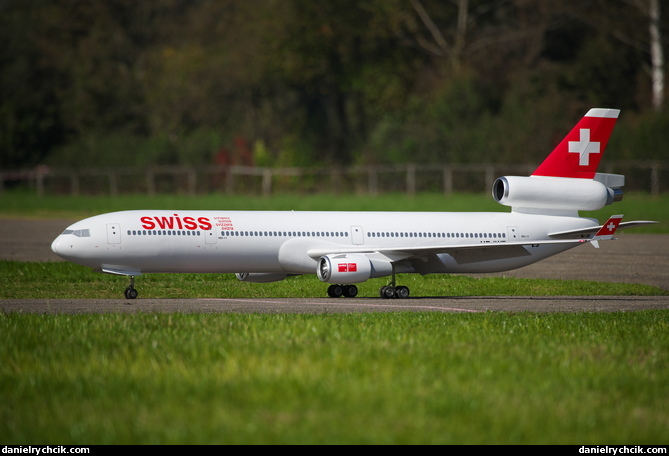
[235, 272, 288, 283]
[492, 175, 621, 213]
[317, 254, 393, 284]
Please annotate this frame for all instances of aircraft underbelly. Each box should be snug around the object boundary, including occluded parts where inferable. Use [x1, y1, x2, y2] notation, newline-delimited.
[412, 243, 582, 274]
[95, 237, 285, 274]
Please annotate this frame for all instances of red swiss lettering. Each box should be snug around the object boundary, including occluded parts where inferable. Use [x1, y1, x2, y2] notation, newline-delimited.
[155, 216, 174, 229]
[174, 214, 183, 229]
[140, 216, 155, 230]
[183, 216, 197, 230]
[198, 217, 212, 230]
[139, 215, 213, 231]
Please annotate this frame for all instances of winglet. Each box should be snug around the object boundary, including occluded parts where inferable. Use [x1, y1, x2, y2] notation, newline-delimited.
[594, 214, 623, 239]
[532, 108, 620, 179]
[590, 214, 624, 248]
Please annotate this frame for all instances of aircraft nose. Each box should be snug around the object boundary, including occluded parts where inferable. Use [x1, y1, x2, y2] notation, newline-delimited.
[51, 236, 63, 257]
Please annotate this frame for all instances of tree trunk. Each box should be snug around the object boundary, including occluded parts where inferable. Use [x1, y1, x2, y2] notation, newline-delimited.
[649, 0, 664, 110]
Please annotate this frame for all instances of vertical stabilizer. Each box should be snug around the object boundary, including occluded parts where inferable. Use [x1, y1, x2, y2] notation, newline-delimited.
[532, 108, 620, 179]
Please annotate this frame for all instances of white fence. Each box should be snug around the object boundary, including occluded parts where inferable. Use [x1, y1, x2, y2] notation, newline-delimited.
[1, 161, 666, 196]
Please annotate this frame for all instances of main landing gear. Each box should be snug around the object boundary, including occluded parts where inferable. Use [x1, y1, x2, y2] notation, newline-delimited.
[327, 284, 358, 298]
[124, 275, 138, 300]
[326, 282, 409, 299]
[379, 284, 410, 299]
[379, 265, 410, 299]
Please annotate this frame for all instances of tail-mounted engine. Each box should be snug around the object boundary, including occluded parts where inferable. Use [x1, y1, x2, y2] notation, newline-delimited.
[492, 173, 624, 213]
[317, 254, 393, 284]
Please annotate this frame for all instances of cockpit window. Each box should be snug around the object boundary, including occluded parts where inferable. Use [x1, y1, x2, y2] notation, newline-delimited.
[61, 229, 90, 237]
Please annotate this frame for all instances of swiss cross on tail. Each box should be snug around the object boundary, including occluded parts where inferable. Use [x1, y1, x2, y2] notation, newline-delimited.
[532, 108, 620, 179]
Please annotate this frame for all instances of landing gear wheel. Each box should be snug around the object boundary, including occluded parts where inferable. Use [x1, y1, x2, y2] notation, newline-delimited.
[343, 285, 358, 298]
[327, 284, 344, 298]
[380, 286, 396, 299]
[395, 286, 410, 299]
[380, 285, 410, 299]
[328, 284, 358, 298]
[124, 275, 138, 300]
[124, 287, 138, 300]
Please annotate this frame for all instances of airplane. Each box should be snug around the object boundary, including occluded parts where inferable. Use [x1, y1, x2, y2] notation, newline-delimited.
[51, 108, 658, 300]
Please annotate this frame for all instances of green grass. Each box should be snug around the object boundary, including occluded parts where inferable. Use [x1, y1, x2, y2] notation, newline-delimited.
[2, 261, 667, 299]
[1, 311, 668, 444]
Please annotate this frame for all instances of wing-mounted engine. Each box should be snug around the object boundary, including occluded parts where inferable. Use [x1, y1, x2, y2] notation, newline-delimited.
[235, 272, 289, 283]
[492, 173, 624, 215]
[317, 254, 393, 284]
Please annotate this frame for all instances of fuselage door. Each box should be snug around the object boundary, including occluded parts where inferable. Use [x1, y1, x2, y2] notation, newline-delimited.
[204, 229, 217, 244]
[107, 224, 121, 244]
[350, 226, 364, 245]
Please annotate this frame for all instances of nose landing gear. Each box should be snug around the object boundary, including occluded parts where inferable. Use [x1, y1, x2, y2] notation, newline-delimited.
[124, 275, 138, 299]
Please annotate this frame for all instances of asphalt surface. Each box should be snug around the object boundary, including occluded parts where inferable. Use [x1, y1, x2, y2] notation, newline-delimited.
[2, 296, 668, 314]
[1, 218, 667, 314]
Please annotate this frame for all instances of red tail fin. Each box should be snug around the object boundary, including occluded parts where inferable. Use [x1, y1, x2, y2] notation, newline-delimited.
[532, 108, 620, 179]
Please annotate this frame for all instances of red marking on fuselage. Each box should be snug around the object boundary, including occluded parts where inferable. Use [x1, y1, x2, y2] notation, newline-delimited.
[140, 215, 213, 231]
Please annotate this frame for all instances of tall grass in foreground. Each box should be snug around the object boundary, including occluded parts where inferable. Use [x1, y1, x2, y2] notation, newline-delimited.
[1, 311, 667, 444]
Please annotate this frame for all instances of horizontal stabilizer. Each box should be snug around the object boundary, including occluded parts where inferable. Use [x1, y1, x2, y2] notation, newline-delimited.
[618, 220, 661, 230]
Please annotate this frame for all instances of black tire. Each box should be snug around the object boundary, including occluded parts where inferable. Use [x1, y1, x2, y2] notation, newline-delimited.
[395, 286, 410, 299]
[380, 286, 395, 299]
[328, 285, 344, 298]
[343, 285, 358, 298]
[125, 287, 138, 299]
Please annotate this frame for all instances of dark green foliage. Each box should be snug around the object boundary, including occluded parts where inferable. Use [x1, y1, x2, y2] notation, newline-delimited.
[1, 1, 667, 170]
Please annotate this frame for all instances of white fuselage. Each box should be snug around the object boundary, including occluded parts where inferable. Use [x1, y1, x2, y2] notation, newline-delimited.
[51, 210, 597, 276]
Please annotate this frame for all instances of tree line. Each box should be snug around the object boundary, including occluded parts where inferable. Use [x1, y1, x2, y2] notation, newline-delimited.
[1, 0, 668, 172]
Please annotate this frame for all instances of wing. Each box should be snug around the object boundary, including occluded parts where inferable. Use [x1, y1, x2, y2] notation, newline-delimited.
[307, 238, 588, 265]
[308, 215, 659, 265]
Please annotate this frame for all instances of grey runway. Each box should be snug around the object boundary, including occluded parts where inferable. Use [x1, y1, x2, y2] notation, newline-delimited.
[1, 295, 668, 314]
